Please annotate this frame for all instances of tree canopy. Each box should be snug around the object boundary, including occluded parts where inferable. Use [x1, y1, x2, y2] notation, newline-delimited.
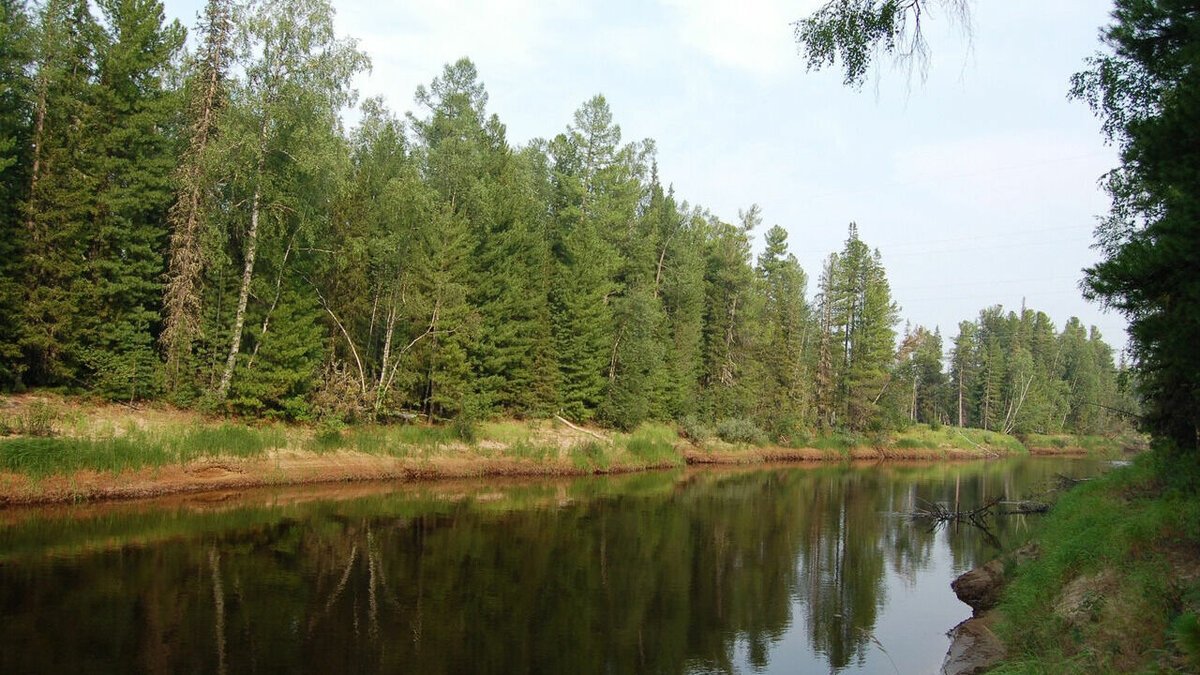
[0, 0, 1137, 445]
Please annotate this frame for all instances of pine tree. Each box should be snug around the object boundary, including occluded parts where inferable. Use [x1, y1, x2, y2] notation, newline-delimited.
[950, 320, 978, 428]
[548, 95, 638, 421]
[755, 224, 814, 438]
[819, 223, 899, 431]
[657, 204, 707, 420]
[0, 0, 34, 388]
[1074, 0, 1200, 470]
[698, 207, 760, 421]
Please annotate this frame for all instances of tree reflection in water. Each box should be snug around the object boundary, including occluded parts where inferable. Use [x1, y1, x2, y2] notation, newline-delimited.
[0, 458, 1106, 673]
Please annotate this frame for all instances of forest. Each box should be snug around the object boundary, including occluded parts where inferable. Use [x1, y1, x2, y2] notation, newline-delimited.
[0, 0, 1134, 441]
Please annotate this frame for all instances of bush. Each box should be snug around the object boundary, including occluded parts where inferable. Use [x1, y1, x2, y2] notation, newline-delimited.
[16, 401, 59, 437]
[678, 415, 713, 444]
[715, 418, 768, 445]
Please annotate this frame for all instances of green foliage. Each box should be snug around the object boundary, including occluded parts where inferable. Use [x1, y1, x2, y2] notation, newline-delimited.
[678, 415, 713, 444]
[816, 223, 899, 431]
[993, 456, 1200, 671]
[715, 418, 768, 446]
[1171, 611, 1200, 669]
[227, 288, 324, 419]
[0, 0, 34, 389]
[0, 0, 1137, 443]
[793, 0, 972, 87]
[1074, 0, 1200, 478]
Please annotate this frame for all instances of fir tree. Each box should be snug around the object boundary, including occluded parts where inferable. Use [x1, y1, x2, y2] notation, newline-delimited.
[0, 0, 34, 388]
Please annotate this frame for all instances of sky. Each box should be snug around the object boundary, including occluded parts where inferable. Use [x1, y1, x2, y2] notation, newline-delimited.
[163, 0, 1129, 356]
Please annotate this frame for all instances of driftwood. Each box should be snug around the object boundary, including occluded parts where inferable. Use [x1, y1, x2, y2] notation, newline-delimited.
[554, 415, 606, 441]
[1054, 473, 1092, 490]
[999, 500, 1050, 514]
[909, 496, 1002, 527]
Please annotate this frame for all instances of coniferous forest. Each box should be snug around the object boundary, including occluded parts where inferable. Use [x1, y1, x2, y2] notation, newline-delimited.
[0, 0, 1135, 440]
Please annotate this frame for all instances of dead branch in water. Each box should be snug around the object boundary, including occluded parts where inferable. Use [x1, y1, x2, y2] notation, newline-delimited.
[999, 500, 1050, 515]
[1054, 473, 1092, 490]
[909, 496, 1002, 527]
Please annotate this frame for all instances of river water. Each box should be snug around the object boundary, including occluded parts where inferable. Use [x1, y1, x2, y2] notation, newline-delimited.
[0, 457, 1109, 674]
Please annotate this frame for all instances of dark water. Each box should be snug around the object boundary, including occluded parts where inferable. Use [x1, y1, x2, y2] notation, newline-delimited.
[0, 458, 1110, 674]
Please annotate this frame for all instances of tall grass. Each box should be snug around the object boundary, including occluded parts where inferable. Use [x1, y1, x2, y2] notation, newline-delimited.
[0, 423, 291, 477]
[620, 423, 683, 466]
[0, 437, 172, 477]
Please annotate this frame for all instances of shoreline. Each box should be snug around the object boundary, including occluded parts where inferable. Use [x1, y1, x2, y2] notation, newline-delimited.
[0, 394, 1137, 507]
[0, 442, 1106, 507]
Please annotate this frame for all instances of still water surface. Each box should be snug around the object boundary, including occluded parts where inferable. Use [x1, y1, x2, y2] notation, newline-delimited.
[0, 458, 1110, 673]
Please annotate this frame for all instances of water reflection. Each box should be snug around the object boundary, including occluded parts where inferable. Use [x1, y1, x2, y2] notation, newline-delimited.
[0, 458, 1107, 674]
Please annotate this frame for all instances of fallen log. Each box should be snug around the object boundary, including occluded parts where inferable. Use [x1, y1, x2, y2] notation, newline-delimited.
[554, 415, 607, 441]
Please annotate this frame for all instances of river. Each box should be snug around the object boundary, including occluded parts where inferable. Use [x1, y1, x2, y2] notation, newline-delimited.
[0, 457, 1110, 673]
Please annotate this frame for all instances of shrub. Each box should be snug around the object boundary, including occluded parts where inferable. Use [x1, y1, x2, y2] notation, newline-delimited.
[678, 415, 713, 443]
[17, 401, 59, 437]
[716, 418, 768, 445]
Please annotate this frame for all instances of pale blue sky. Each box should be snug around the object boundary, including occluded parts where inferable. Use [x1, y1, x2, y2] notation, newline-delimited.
[163, 0, 1127, 355]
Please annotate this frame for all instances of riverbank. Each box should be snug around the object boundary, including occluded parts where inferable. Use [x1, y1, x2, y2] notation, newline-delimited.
[0, 394, 1142, 506]
[955, 454, 1200, 673]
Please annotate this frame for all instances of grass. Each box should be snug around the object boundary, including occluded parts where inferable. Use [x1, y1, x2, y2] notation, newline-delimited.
[619, 422, 684, 466]
[811, 432, 861, 454]
[0, 437, 171, 478]
[1022, 433, 1128, 458]
[989, 455, 1200, 673]
[0, 394, 1136, 487]
[0, 423, 292, 478]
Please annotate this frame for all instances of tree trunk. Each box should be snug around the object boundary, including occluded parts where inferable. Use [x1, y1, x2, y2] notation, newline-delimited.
[162, 29, 225, 379]
[216, 124, 267, 399]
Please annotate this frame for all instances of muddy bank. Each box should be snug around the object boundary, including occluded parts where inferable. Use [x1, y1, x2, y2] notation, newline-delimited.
[942, 543, 1041, 674]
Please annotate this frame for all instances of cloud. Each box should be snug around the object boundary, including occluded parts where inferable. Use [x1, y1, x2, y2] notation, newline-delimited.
[658, 0, 823, 78]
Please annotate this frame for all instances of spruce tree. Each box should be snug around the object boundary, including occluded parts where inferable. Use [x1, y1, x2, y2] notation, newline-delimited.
[18, 0, 102, 387]
[548, 95, 636, 421]
[755, 224, 814, 438]
[85, 0, 185, 400]
[0, 0, 33, 388]
[698, 207, 760, 421]
[819, 223, 899, 431]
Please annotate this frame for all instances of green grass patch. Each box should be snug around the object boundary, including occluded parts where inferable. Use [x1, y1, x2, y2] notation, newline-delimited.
[308, 423, 461, 456]
[991, 455, 1200, 673]
[569, 440, 611, 471]
[619, 422, 683, 466]
[811, 432, 861, 453]
[0, 437, 173, 477]
[891, 436, 938, 450]
[172, 423, 287, 461]
[505, 440, 555, 462]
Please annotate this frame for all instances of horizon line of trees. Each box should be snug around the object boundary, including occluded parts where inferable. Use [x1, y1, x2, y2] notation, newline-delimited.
[0, 0, 1136, 439]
